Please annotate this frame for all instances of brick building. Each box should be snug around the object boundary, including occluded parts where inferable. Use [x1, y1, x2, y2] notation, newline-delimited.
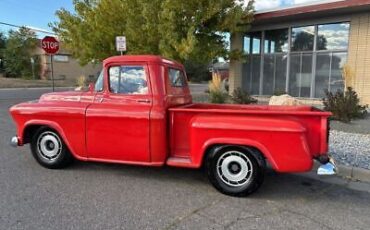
[229, 0, 370, 104]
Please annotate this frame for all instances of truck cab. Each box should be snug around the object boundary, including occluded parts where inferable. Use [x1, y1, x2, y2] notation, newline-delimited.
[85, 55, 191, 165]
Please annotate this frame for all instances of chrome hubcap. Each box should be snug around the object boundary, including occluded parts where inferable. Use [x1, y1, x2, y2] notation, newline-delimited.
[216, 150, 253, 187]
[37, 131, 62, 160]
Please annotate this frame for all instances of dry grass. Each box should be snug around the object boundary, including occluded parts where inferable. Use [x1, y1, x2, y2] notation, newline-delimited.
[208, 73, 223, 93]
[76, 75, 87, 88]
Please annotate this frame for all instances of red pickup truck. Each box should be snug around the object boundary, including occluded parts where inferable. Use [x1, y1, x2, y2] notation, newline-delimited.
[9, 55, 337, 196]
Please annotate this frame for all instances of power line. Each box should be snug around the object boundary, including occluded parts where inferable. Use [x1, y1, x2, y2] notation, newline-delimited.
[0, 22, 56, 35]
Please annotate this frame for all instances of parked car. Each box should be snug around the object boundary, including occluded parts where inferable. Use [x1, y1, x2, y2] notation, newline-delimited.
[9, 55, 337, 196]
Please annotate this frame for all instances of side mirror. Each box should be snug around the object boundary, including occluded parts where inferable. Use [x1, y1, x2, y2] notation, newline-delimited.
[88, 83, 95, 92]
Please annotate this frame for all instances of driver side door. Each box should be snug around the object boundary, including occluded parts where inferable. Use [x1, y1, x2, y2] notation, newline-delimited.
[85, 64, 152, 163]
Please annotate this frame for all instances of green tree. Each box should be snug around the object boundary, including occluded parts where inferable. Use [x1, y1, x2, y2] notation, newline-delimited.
[0, 32, 6, 73]
[3, 27, 40, 79]
[51, 0, 254, 66]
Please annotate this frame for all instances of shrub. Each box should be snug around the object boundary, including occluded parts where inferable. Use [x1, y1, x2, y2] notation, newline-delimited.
[273, 90, 287, 96]
[208, 74, 228, 104]
[323, 87, 368, 123]
[231, 87, 257, 104]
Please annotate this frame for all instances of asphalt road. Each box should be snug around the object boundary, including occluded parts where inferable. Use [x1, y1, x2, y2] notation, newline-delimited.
[1, 88, 370, 230]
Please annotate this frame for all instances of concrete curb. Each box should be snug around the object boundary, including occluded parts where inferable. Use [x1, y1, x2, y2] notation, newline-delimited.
[340, 165, 370, 183]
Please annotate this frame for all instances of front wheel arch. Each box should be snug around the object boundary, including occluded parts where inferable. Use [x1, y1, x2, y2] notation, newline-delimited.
[22, 121, 81, 160]
[23, 124, 44, 144]
[30, 127, 74, 169]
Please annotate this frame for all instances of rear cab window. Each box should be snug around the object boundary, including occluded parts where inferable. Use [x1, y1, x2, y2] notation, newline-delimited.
[168, 68, 186, 88]
[166, 67, 189, 97]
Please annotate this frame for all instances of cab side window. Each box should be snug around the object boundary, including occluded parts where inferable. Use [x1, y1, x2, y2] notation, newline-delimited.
[168, 68, 186, 87]
[109, 66, 148, 94]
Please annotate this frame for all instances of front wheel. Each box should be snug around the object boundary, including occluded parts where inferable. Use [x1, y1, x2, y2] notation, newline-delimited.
[206, 146, 265, 197]
[30, 127, 73, 169]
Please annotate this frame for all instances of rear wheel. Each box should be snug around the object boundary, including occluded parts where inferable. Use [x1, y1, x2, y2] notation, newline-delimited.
[30, 127, 73, 169]
[206, 146, 265, 196]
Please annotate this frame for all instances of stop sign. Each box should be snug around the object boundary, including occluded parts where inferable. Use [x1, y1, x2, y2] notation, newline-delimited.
[41, 36, 59, 54]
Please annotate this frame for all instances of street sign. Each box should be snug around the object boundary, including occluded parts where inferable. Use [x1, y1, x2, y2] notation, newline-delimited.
[41, 36, 59, 54]
[41, 36, 59, 92]
[116, 36, 126, 52]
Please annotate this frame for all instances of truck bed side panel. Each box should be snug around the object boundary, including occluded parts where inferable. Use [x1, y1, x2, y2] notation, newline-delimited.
[169, 105, 330, 172]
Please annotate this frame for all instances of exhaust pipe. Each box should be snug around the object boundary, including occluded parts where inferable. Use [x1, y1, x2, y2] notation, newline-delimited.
[317, 156, 338, 176]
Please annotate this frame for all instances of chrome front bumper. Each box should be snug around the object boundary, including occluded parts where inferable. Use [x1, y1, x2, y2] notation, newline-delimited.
[317, 157, 338, 176]
[10, 136, 19, 147]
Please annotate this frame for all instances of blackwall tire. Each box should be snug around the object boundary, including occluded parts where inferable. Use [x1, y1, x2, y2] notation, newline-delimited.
[206, 146, 265, 197]
[30, 127, 73, 169]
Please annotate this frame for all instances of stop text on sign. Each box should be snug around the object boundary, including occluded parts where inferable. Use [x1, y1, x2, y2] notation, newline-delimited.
[41, 36, 60, 54]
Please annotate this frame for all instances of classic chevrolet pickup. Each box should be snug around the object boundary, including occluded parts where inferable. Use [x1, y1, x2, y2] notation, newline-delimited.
[9, 55, 337, 196]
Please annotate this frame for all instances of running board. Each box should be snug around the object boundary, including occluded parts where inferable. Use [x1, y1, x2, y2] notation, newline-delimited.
[166, 157, 196, 168]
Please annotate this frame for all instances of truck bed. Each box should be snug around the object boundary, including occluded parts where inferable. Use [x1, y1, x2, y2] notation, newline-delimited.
[172, 103, 321, 113]
[167, 103, 331, 172]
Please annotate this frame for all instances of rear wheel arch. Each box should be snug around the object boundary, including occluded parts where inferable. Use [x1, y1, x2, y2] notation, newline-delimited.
[204, 144, 266, 196]
[203, 144, 266, 168]
[201, 143, 269, 167]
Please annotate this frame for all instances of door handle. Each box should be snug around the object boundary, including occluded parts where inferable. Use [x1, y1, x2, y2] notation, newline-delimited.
[97, 98, 104, 103]
[137, 99, 151, 103]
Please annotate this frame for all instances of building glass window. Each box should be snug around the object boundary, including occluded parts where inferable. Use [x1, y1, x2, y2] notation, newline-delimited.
[251, 32, 262, 54]
[243, 36, 251, 54]
[291, 26, 315, 51]
[317, 22, 350, 50]
[251, 55, 261, 94]
[262, 29, 289, 95]
[275, 54, 287, 93]
[315, 52, 347, 98]
[263, 55, 274, 95]
[262, 54, 288, 95]
[264, 29, 289, 53]
[242, 22, 348, 98]
[244, 32, 261, 54]
[289, 53, 313, 97]
[243, 32, 262, 94]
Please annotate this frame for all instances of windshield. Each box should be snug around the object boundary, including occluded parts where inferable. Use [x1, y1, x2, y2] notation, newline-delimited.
[95, 70, 104, 92]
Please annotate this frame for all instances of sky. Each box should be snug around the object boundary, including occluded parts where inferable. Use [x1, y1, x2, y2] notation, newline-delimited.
[0, 0, 74, 36]
[0, 0, 325, 38]
[253, 0, 325, 11]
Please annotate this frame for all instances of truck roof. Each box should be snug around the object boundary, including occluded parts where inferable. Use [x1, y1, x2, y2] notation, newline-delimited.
[103, 55, 183, 68]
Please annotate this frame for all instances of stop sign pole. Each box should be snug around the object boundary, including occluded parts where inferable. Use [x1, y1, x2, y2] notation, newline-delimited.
[41, 36, 60, 92]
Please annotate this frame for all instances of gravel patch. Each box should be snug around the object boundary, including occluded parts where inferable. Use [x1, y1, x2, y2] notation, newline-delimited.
[329, 130, 370, 170]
